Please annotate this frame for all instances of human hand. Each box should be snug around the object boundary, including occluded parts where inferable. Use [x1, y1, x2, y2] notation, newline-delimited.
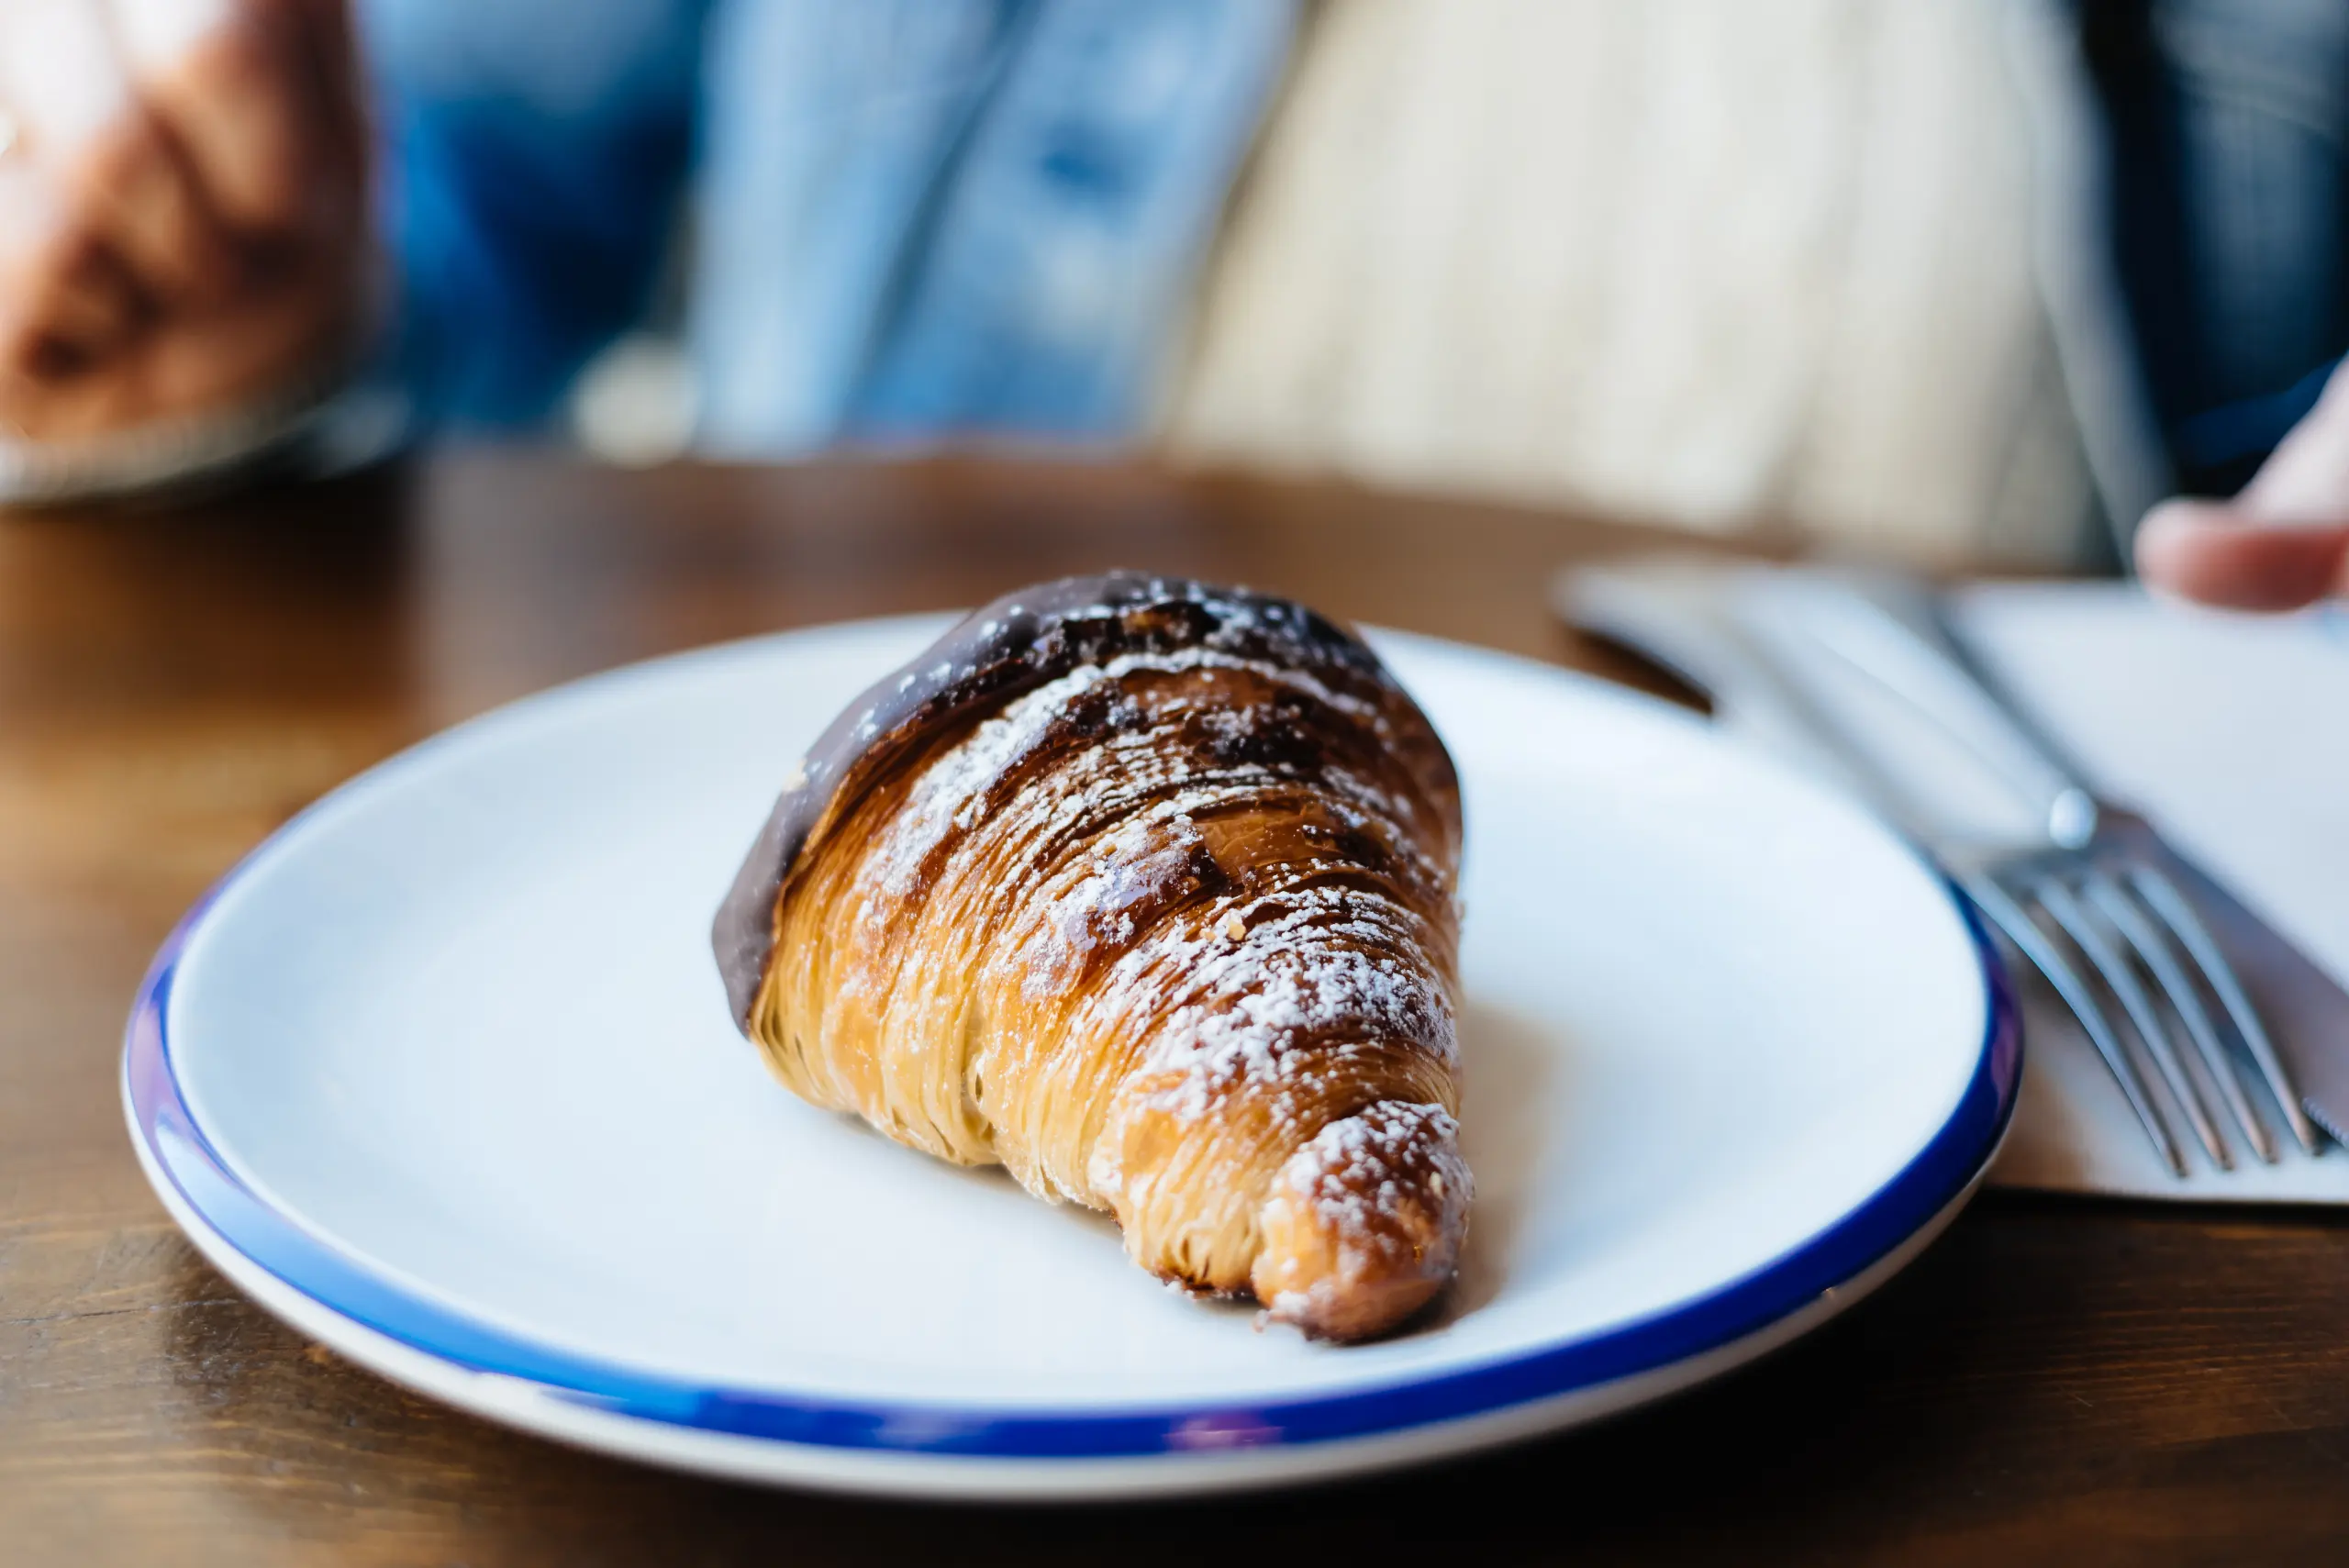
[2136, 360, 2349, 610]
[0, 0, 368, 444]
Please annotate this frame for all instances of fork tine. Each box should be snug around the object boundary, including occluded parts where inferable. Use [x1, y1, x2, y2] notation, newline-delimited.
[2036, 877, 2230, 1170]
[1959, 872, 2187, 1176]
[2083, 872, 2277, 1163]
[2127, 864, 2323, 1155]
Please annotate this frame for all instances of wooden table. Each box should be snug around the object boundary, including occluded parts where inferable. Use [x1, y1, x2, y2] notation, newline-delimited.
[4, 451, 2346, 1565]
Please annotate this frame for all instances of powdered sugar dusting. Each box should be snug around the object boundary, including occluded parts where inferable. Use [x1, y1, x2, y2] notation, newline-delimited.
[847, 624, 1459, 1203]
[1294, 1102, 1466, 1230]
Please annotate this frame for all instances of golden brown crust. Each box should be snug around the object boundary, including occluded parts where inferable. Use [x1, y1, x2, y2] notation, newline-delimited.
[720, 574, 1469, 1340]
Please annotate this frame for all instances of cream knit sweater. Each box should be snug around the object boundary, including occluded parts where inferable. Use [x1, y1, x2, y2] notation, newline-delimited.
[1161, 0, 2099, 567]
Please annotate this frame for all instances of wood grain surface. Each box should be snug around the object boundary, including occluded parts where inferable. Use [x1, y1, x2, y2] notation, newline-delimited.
[3, 451, 2345, 1566]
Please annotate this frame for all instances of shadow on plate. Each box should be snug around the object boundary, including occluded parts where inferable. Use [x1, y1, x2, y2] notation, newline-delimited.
[1423, 995, 1573, 1329]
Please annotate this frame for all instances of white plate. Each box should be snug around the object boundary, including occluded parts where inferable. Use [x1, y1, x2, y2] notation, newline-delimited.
[124, 617, 2019, 1499]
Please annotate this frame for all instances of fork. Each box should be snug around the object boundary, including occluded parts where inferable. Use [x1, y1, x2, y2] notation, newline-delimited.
[1733, 575, 2322, 1176]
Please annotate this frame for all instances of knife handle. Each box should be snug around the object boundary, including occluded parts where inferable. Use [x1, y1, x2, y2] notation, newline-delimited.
[1732, 572, 2102, 848]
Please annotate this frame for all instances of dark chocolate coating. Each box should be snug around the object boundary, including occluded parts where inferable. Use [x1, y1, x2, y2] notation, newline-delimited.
[710, 572, 1435, 1030]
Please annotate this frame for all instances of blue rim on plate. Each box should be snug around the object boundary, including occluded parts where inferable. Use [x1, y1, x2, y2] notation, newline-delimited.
[124, 855, 2021, 1462]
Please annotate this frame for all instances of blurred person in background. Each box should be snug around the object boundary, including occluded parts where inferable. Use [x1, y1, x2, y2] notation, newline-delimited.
[2, 0, 2345, 608]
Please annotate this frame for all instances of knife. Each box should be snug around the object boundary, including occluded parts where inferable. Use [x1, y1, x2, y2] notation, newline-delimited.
[1558, 556, 2349, 1149]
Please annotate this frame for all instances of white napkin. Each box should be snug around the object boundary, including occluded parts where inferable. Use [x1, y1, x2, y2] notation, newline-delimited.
[1952, 584, 2349, 1198]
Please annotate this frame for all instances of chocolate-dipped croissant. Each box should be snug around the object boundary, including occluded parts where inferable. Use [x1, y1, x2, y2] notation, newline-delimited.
[713, 573, 1469, 1340]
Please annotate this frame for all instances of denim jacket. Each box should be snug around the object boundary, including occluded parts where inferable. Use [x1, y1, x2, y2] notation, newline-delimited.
[365, 0, 1294, 449]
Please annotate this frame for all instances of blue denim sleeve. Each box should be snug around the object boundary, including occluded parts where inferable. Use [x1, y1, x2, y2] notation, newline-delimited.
[359, 0, 708, 427]
[2078, 0, 2349, 496]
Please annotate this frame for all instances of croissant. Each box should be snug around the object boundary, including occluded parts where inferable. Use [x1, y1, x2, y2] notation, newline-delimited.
[713, 573, 1469, 1340]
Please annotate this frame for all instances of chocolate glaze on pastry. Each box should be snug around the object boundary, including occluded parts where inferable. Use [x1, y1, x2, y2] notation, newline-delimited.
[712, 572, 1453, 1029]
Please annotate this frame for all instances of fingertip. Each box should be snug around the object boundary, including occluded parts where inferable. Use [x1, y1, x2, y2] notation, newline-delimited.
[2132, 498, 2216, 586]
[2132, 500, 2349, 611]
